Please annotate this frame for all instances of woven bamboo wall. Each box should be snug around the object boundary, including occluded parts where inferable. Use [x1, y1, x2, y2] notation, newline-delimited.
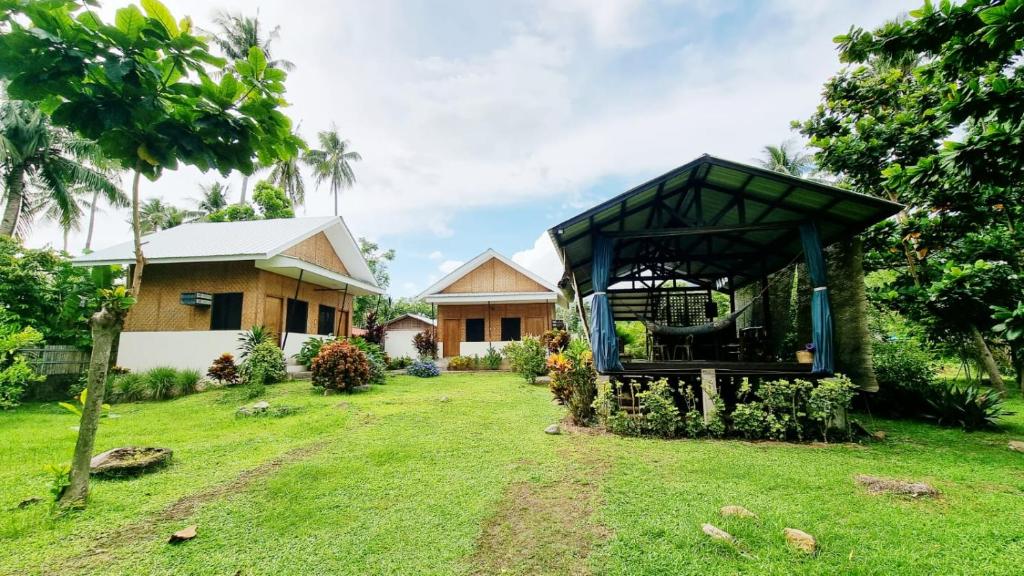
[281, 232, 349, 276]
[125, 261, 354, 336]
[385, 316, 433, 331]
[125, 261, 260, 331]
[436, 302, 553, 355]
[440, 258, 548, 294]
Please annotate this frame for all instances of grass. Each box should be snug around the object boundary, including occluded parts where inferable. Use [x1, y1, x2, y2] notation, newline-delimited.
[1, 373, 1023, 575]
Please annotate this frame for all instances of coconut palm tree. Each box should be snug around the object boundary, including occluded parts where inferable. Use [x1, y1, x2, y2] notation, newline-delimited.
[0, 100, 119, 238]
[305, 128, 362, 216]
[207, 11, 295, 205]
[757, 141, 813, 177]
[267, 154, 305, 208]
[137, 198, 194, 234]
[195, 181, 231, 216]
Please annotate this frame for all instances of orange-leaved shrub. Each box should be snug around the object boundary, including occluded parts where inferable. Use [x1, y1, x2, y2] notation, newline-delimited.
[311, 340, 371, 392]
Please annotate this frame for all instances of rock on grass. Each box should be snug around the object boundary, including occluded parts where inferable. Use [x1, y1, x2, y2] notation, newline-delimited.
[855, 475, 938, 498]
[1009, 440, 1024, 453]
[168, 525, 197, 544]
[720, 505, 756, 518]
[702, 523, 736, 544]
[783, 528, 816, 554]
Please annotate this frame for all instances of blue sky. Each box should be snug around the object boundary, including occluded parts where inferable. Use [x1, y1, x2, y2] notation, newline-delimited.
[27, 0, 920, 296]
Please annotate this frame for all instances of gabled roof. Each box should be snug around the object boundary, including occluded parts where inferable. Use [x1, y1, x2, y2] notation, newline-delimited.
[74, 216, 381, 292]
[549, 154, 903, 296]
[417, 249, 563, 304]
[382, 313, 436, 328]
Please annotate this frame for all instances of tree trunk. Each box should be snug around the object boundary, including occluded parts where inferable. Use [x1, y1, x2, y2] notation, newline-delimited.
[239, 174, 249, 205]
[969, 323, 1006, 395]
[60, 307, 123, 506]
[85, 188, 100, 250]
[129, 169, 145, 294]
[333, 189, 338, 216]
[62, 227, 69, 253]
[0, 170, 25, 237]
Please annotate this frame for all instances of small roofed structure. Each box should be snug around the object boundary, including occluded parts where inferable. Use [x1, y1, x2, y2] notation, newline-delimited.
[75, 216, 382, 371]
[549, 154, 901, 393]
[381, 313, 435, 360]
[418, 249, 565, 358]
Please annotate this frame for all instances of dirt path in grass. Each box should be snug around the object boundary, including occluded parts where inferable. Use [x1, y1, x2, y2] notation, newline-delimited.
[468, 436, 613, 576]
[50, 439, 330, 574]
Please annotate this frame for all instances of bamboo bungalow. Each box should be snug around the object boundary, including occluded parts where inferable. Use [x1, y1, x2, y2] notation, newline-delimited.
[549, 154, 902, 408]
[418, 249, 565, 358]
[74, 217, 383, 371]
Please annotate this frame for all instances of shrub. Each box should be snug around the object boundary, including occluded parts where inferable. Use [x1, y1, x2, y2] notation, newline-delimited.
[144, 367, 179, 400]
[111, 373, 146, 402]
[482, 346, 502, 370]
[311, 340, 370, 392]
[387, 355, 414, 370]
[731, 402, 768, 439]
[503, 336, 547, 384]
[541, 329, 570, 353]
[0, 323, 44, 409]
[238, 325, 271, 360]
[207, 353, 239, 385]
[547, 340, 597, 424]
[407, 359, 440, 378]
[807, 375, 856, 441]
[239, 341, 288, 386]
[447, 355, 479, 371]
[925, 382, 1010, 430]
[296, 337, 329, 370]
[362, 311, 385, 346]
[348, 337, 387, 384]
[871, 339, 937, 417]
[635, 379, 680, 437]
[413, 329, 438, 358]
[758, 378, 813, 441]
[174, 369, 202, 397]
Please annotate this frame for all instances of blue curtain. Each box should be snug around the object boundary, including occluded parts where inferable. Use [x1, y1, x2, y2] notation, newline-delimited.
[799, 222, 834, 374]
[590, 235, 622, 373]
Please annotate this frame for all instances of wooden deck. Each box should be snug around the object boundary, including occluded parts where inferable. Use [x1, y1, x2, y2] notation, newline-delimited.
[611, 360, 813, 378]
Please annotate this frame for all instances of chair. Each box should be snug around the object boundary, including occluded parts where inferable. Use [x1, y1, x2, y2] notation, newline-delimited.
[672, 335, 695, 361]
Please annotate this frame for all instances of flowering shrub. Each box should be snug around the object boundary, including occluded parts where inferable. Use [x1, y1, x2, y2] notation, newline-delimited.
[548, 340, 597, 424]
[311, 340, 371, 392]
[407, 359, 440, 378]
[540, 329, 570, 353]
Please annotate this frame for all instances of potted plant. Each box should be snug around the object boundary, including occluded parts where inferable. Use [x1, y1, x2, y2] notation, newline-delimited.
[796, 342, 815, 364]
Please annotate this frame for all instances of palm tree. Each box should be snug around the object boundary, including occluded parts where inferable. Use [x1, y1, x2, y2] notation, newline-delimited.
[43, 184, 92, 252]
[305, 128, 362, 216]
[267, 154, 305, 208]
[757, 141, 813, 177]
[208, 11, 295, 205]
[137, 198, 194, 234]
[0, 100, 119, 238]
[195, 181, 231, 216]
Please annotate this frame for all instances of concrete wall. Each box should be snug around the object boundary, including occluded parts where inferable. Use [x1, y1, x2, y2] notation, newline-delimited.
[383, 329, 422, 360]
[458, 341, 510, 357]
[117, 330, 321, 372]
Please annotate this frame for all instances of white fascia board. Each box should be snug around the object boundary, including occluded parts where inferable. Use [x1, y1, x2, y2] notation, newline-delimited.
[258, 256, 384, 295]
[423, 292, 557, 304]
[71, 253, 263, 267]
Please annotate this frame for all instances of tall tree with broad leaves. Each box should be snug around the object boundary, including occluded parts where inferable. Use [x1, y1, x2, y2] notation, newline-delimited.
[353, 237, 394, 327]
[756, 141, 813, 176]
[798, 0, 1024, 394]
[0, 100, 119, 238]
[0, 0, 303, 507]
[305, 127, 362, 216]
[208, 10, 295, 206]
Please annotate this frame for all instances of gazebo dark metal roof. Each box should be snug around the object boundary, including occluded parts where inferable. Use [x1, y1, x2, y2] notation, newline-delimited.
[549, 154, 903, 319]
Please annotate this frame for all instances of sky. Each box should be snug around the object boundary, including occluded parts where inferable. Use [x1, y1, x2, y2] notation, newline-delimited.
[24, 0, 920, 297]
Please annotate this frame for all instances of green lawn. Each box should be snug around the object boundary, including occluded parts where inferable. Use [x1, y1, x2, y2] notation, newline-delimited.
[2, 373, 1023, 575]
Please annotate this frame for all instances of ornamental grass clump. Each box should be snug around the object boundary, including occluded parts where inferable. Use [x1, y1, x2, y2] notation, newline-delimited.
[311, 340, 371, 392]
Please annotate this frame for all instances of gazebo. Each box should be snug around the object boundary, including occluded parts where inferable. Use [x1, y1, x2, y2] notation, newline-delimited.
[549, 154, 902, 399]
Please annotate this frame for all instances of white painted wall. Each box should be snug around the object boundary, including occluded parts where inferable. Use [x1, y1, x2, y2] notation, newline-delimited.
[384, 329, 421, 360]
[117, 331, 324, 372]
[458, 341, 510, 357]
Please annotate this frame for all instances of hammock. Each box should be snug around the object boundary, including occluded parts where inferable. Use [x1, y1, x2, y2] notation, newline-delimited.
[643, 299, 755, 337]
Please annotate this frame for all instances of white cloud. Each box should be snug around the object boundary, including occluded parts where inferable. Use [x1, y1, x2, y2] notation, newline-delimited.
[428, 250, 443, 261]
[438, 259, 465, 275]
[512, 232, 563, 285]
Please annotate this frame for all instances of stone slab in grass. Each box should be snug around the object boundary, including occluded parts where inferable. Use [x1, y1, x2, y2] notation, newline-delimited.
[855, 474, 938, 498]
[1009, 440, 1024, 453]
[90, 447, 173, 477]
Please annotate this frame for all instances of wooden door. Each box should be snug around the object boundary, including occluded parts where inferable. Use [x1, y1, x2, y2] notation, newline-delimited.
[526, 317, 545, 337]
[264, 296, 284, 345]
[443, 319, 460, 357]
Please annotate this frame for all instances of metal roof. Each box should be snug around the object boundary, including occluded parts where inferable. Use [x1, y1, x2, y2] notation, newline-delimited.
[382, 313, 436, 328]
[73, 216, 381, 291]
[549, 154, 903, 299]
